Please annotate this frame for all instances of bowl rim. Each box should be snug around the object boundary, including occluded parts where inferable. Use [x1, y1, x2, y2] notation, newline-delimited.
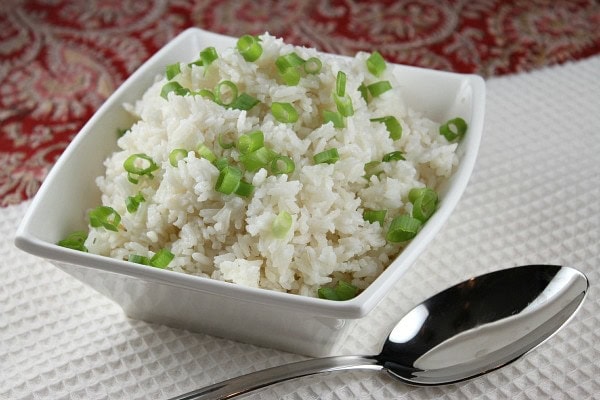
[14, 27, 485, 319]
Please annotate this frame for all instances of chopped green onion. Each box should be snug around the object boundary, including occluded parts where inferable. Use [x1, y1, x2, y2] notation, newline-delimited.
[116, 128, 129, 138]
[150, 248, 175, 268]
[129, 254, 150, 265]
[336, 71, 347, 97]
[200, 46, 218, 67]
[322, 110, 345, 128]
[89, 206, 121, 232]
[196, 143, 217, 163]
[215, 165, 242, 195]
[366, 51, 386, 77]
[195, 89, 215, 101]
[123, 153, 159, 181]
[169, 148, 188, 167]
[371, 116, 402, 140]
[313, 148, 339, 164]
[234, 180, 255, 197]
[57, 231, 88, 252]
[382, 151, 405, 162]
[213, 157, 229, 171]
[367, 80, 392, 97]
[126, 193, 145, 213]
[165, 63, 181, 80]
[280, 67, 301, 86]
[160, 81, 190, 99]
[240, 146, 277, 172]
[304, 57, 322, 74]
[270, 155, 295, 175]
[218, 132, 236, 149]
[408, 187, 427, 203]
[363, 209, 387, 226]
[363, 160, 383, 179]
[275, 52, 305, 73]
[334, 94, 354, 117]
[229, 92, 260, 110]
[386, 215, 422, 242]
[237, 130, 264, 154]
[214, 80, 238, 106]
[237, 34, 263, 62]
[439, 117, 468, 141]
[410, 188, 438, 222]
[271, 102, 299, 123]
[272, 210, 292, 238]
[358, 83, 369, 102]
[318, 280, 359, 301]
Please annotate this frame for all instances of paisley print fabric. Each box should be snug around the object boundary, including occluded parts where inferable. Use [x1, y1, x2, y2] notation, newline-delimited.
[1, 0, 599, 205]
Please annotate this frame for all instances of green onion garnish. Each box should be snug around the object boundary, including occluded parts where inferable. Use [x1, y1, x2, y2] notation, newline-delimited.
[160, 81, 190, 99]
[150, 248, 175, 268]
[371, 116, 402, 140]
[280, 67, 301, 86]
[322, 110, 345, 128]
[237, 34, 263, 62]
[89, 206, 121, 232]
[318, 280, 359, 301]
[240, 146, 277, 172]
[213, 157, 229, 171]
[363, 161, 383, 179]
[237, 130, 264, 154]
[336, 71, 347, 97]
[218, 132, 236, 149]
[366, 51, 386, 77]
[275, 52, 305, 73]
[126, 193, 145, 213]
[196, 89, 215, 101]
[304, 57, 322, 74]
[117, 128, 130, 138]
[165, 63, 181, 80]
[408, 187, 427, 203]
[214, 80, 238, 106]
[196, 143, 217, 163]
[358, 83, 369, 102]
[229, 92, 260, 110]
[129, 254, 150, 265]
[367, 80, 392, 97]
[334, 94, 354, 117]
[363, 209, 387, 226]
[382, 151, 405, 162]
[123, 153, 159, 182]
[439, 117, 468, 141]
[169, 148, 188, 167]
[234, 180, 255, 197]
[272, 210, 292, 238]
[215, 165, 243, 195]
[270, 155, 295, 175]
[57, 231, 88, 252]
[386, 215, 422, 242]
[410, 188, 438, 222]
[313, 148, 339, 164]
[271, 102, 299, 123]
[200, 46, 218, 67]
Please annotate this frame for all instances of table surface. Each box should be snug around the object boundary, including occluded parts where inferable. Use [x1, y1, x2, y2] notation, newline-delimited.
[1, 1, 600, 399]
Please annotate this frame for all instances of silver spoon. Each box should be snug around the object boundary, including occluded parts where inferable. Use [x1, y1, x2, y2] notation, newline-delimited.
[171, 264, 588, 400]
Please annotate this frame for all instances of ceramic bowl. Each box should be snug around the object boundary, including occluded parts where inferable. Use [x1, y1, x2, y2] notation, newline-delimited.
[15, 28, 485, 357]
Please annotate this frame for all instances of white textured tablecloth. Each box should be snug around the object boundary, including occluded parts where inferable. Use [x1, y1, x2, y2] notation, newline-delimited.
[2, 56, 599, 400]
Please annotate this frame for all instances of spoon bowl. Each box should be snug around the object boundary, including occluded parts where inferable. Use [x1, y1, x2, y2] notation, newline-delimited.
[171, 265, 588, 399]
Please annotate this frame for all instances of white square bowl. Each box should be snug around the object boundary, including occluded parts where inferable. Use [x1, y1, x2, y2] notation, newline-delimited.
[15, 28, 485, 357]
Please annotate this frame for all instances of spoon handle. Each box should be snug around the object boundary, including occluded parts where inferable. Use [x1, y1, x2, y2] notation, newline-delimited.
[170, 355, 381, 400]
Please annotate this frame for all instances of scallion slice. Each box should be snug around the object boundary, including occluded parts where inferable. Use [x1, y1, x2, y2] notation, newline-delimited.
[304, 57, 322, 74]
[237, 130, 264, 154]
[213, 157, 229, 171]
[196, 89, 215, 101]
[363, 209, 387, 226]
[322, 110, 345, 128]
[200, 46, 218, 67]
[270, 155, 295, 175]
[165, 63, 181, 80]
[196, 143, 217, 163]
[123, 153, 159, 182]
[313, 148, 339, 164]
[229, 92, 260, 110]
[366, 51, 386, 77]
[272, 210, 292, 238]
[218, 132, 236, 149]
[318, 280, 359, 301]
[129, 254, 150, 265]
[215, 165, 242, 195]
[371, 116, 402, 140]
[386, 215, 422, 242]
[160, 81, 190, 99]
[240, 146, 277, 172]
[150, 248, 175, 268]
[358, 83, 369, 102]
[439, 117, 468, 141]
[367, 80, 392, 97]
[126, 193, 145, 213]
[89, 206, 121, 232]
[275, 52, 305, 73]
[334, 94, 354, 117]
[237, 34, 263, 62]
[336, 70, 347, 97]
[363, 160, 383, 179]
[234, 180, 255, 197]
[57, 231, 88, 252]
[382, 151, 405, 162]
[169, 148, 188, 167]
[280, 67, 301, 86]
[410, 188, 438, 222]
[214, 80, 238, 106]
[271, 102, 298, 123]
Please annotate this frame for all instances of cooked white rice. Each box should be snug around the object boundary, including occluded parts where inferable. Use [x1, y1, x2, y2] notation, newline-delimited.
[85, 33, 459, 297]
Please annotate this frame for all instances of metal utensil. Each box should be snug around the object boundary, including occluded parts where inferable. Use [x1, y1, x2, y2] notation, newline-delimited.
[171, 264, 588, 399]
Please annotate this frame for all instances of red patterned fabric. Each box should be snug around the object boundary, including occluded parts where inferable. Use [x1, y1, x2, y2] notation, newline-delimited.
[1, 0, 599, 206]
